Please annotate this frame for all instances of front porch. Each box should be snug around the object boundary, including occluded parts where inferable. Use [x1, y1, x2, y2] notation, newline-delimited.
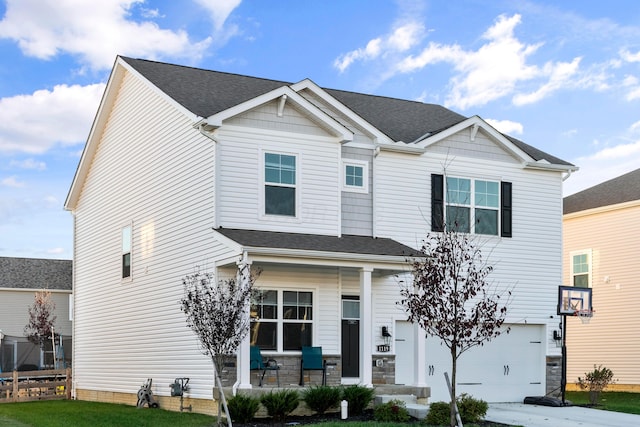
[219, 353, 429, 399]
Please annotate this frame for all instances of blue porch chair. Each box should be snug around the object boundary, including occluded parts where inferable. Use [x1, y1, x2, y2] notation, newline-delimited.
[250, 346, 280, 387]
[299, 346, 326, 386]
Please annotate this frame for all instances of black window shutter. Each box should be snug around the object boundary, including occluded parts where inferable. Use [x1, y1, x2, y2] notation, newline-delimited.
[431, 174, 444, 232]
[501, 181, 512, 238]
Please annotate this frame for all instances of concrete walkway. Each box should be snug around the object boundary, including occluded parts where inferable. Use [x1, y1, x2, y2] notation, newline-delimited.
[486, 403, 640, 427]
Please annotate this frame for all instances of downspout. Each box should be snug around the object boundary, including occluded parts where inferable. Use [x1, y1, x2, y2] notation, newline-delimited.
[562, 169, 573, 181]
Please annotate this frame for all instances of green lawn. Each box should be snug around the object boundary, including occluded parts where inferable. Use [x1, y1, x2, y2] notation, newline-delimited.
[2, 394, 639, 426]
[0, 400, 215, 427]
[566, 391, 640, 415]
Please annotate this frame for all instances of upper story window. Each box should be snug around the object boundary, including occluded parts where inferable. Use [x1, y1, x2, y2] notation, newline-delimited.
[265, 153, 296, 216]
[431, 174, 512, 237]
[571, 250, 592, 288]
[342, 160, 369, 193]
[121, 224, 132, 279]
[251, 289, 313, 352]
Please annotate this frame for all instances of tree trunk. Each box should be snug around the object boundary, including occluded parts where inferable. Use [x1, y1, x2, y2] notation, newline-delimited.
[213, 359, 233, 427]
[450, 347, 457, 427]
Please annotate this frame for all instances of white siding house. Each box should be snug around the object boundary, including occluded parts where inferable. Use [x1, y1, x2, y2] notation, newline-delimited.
[0, 257, 73, 371]
[64, 57, 576, 413]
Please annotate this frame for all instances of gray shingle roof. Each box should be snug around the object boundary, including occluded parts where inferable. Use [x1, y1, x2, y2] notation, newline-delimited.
[0, 257, 72, 290]
[216, 228, 419, 258]
[563, 168, 640, 214]
[120, 57, 572, 167]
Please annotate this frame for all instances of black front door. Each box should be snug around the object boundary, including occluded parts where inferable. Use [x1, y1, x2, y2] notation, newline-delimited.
[341, 319, 360, 377]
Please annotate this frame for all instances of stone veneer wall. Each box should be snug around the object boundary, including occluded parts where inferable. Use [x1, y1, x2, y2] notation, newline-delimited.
[546, 355, 562, 397]
[372, 354, 395, 385]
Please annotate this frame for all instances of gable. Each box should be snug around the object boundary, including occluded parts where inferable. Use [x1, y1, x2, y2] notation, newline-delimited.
[224, 98, 335, 138]
[427, 126, 521, 164]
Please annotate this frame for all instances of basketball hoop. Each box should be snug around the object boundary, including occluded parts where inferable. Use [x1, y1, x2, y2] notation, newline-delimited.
[574, 309, 594, 324]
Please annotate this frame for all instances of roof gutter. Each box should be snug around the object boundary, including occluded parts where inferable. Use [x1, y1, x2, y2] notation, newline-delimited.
[242, 245, 414, 264]
[524, 161, 578, 173]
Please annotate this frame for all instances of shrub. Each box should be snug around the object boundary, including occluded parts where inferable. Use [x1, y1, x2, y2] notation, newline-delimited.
[227, 393, 261, 424]
[260, 389, 300, 423]
[577, 364, 616, 405]
[457, 393, 488, 423]
[425, 394, 488, 425]
[341, 385, 375, 416]
[425, 401, 450, 426]
[374, 399, 411, 422]
[301, 385, 342, 414]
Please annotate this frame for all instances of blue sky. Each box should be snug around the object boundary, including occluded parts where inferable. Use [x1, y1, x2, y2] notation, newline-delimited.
[1, 0, 639, 260]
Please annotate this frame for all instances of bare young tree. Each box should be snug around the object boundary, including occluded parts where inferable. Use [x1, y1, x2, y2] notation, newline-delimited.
[24, 289, 57, 352]
[180, 263, 258, 427]
[399, 230, 510, 427]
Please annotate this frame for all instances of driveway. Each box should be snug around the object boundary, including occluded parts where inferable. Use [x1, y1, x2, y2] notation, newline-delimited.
[486, 403, 640, 427]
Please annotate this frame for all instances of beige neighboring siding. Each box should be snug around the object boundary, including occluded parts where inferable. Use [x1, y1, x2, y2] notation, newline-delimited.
[0, 289, 72, 337]
[564, 203, 640, 388]
[72, 69, 220, 400]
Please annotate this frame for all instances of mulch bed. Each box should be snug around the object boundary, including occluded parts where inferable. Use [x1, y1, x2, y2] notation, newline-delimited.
[235, 409, 511, 426]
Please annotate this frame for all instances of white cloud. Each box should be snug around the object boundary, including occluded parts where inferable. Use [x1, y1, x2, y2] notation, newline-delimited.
[485, 119, 523, 135]
[1, 175, 25, 188]
[564, 140, 640, 195]
[626, 87, 640, 101]
[392, 14, 580, 110]
[0, 83, 105, 153]
[0, 0, 222, 71]
[9, 159, 47, 171]
[620, 49, 640, 63]
[334, 21, 425, 73]
[194, 0, 242, 31]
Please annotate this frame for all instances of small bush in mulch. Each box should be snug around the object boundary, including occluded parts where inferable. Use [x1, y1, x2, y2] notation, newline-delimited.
[373, 399, 411, 422]
[259, 389, 300, 424]
[301, 385, 342, 415]
[228, 393, 261, 424]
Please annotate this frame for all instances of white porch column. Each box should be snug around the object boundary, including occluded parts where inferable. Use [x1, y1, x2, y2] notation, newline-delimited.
[414, 323, 427, 387]
[236, 253, 252, 390]
[359, 267, 373, 386]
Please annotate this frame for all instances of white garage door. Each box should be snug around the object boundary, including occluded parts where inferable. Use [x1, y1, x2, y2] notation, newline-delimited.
[426, 324, 545, 402]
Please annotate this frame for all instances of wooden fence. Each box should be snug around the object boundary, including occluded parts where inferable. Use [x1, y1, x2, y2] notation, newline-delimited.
[0, 368, 71, 403]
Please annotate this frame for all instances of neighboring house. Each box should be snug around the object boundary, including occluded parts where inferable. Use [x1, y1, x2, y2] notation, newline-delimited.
[64, 56, 576, 413]
[563, 168, 640, 391]
[0, 257, 73, 371]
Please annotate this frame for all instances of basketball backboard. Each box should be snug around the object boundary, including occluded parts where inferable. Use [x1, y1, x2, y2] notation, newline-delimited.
[557, 285, 592, 316]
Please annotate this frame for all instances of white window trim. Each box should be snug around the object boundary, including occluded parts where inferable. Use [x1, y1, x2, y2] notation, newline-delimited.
[260, 149, 300, 221]
[251, 288, 316, 353]
[342, 159, 369, 194]
[570, 249, 592, 288]
[121, 222, 132, 282]
[445, 175, 500, 236]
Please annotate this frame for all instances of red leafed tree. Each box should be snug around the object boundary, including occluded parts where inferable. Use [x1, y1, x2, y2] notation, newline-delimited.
[399, 230, 510, 427]
[24, 289, 57, 349]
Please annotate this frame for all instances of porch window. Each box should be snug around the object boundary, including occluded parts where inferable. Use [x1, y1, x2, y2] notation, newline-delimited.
[250, 289, 313, 352]
[250, 290, 278, 350]
[283, 291, 312, 351]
